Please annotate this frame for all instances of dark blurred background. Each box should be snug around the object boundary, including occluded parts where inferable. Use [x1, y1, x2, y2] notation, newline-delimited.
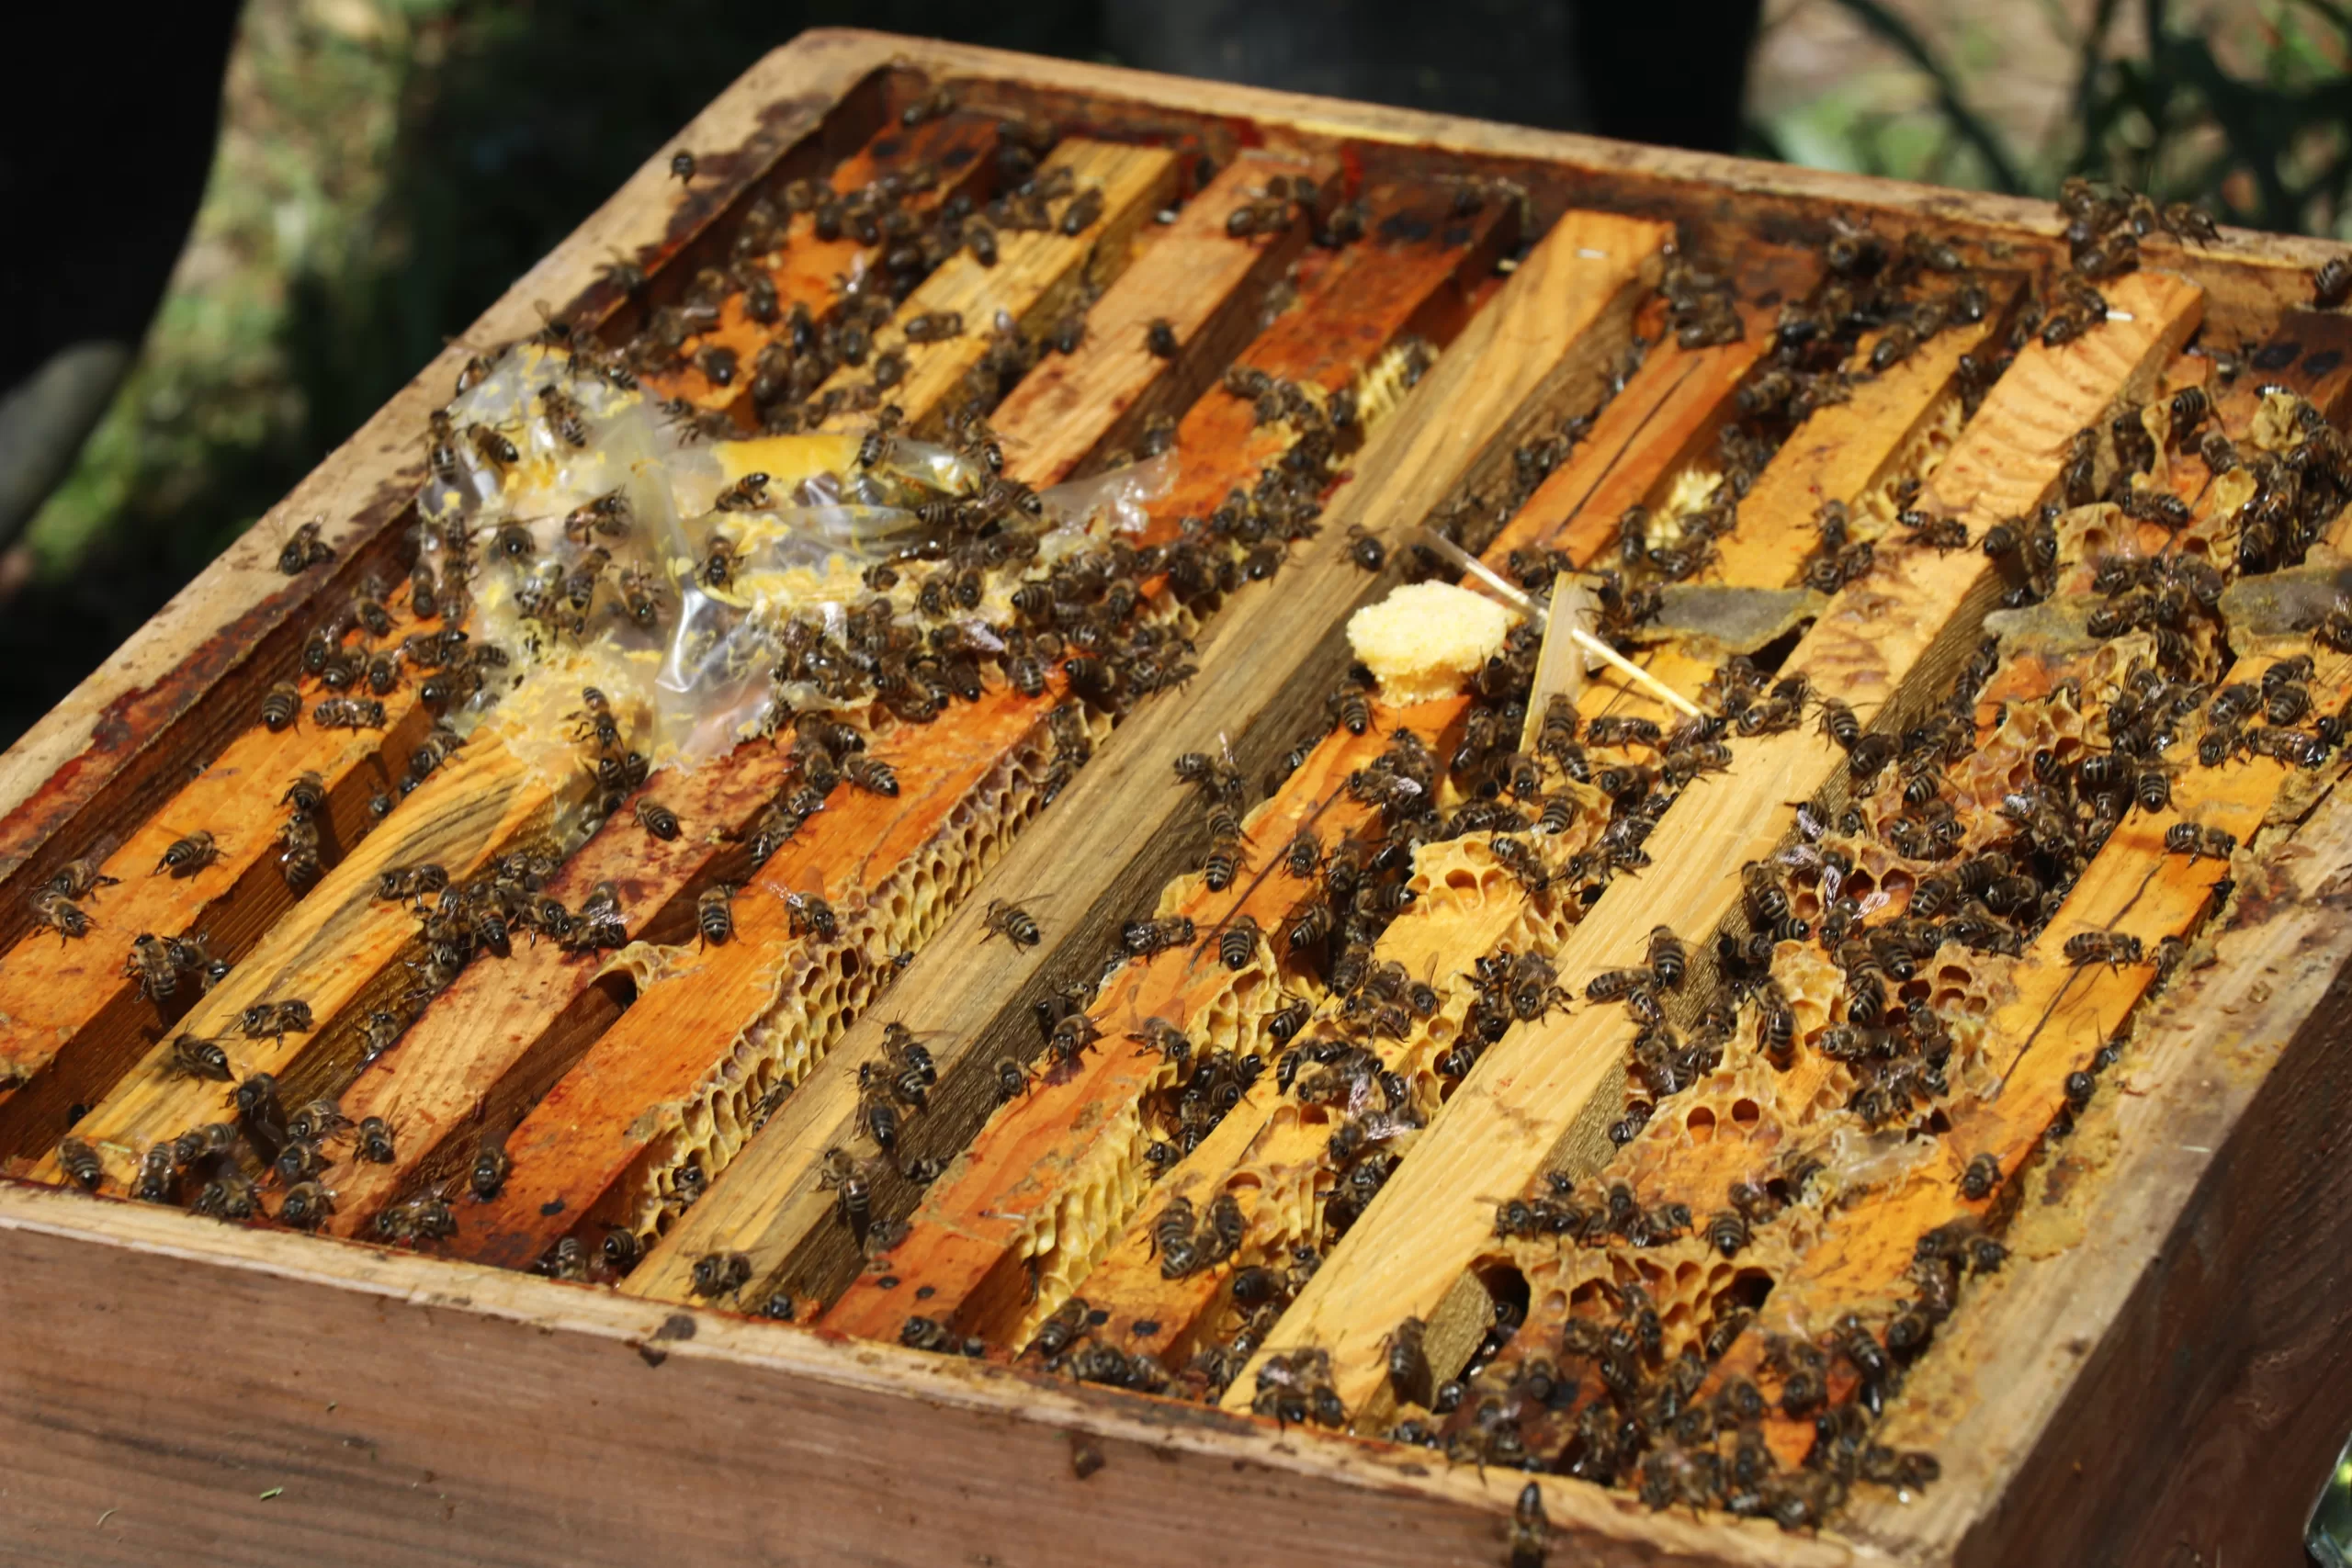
[1, 0, 2345, 750]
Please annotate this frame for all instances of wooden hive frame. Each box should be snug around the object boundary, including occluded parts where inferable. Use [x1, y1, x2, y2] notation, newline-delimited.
[5, 28, 2352, 1568]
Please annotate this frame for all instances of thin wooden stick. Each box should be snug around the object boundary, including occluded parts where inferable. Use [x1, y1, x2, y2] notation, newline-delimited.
[1568, 625, 1703, 716]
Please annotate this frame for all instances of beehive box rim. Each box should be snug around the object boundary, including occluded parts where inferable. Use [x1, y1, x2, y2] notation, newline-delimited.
[4, 28, 2352, 1568]
[0, 1177, 1882, 1568]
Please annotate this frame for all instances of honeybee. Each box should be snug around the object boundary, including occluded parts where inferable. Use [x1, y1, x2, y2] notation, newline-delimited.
[1506, 1483, 1549, 1568]
[261, 682, 302, 732]
[2315, 256, 2352, 310]
[634, 798, 682, 840]
[153, 829, 221, 879]
[563, 489, 632, 546]
[124, 932, 180, 1000]
[902, 310, 964, 343]
[670, 149, 696, 183]
[691, 1250, 754, 1299]
[277, 518, 334, 575]
[2164, 822, 2236, 863]
[195, 1171, 262, 1221]
[1146, 318, 1179, 357]
[538, 385, 591, 447]
[820, 1146, 874, 1237]
[277, 813, 322, 888]
[313, 697, 387, 730]
[1122, 915, 1195, 959]
[696, 884, 736, 947]
[28, 886, 93, 939]
[469, 1139, 511, 1200]
[356, 1115, 398, 1164]
[1059, 186, 1104, 235]
[786, 891, 839, 942]
[1959, 1153, 2001, 1201]
[57, 1135, 104, 1190]
[981, 898, 1042, 949]
[713, 471, 771, 513]
[1216, 914, 1262, 972]
[277, 770, 328, 818]
[277, 1180, 335, 1230]
[2064, 930, 2145, 968]
[687, 336, 744, 394]
[164, 1032, 233, 1082]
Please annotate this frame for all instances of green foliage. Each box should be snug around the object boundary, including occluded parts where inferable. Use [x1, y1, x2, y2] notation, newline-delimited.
[1755, 0, 2352, 237]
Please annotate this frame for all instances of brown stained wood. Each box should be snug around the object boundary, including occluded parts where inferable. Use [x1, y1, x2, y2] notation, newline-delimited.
[1840, 774, 2352, 1567]
[621, 208, 1673, 1314]
[638, 112, 1008, 412]
[991, 151, 1338, 488]
[1227, 268, 2208, 1417]
[0, 1183, 1862, 1568]
[315, 743, 801, 1235]
[813, 140, 1182, 437]
[0, 625, 435, 1126]
[1706, 286, 2016, 589]
[819, 703, 1446, 1346]
[21, 726, 571, 1190]
[1485, 243, 1823, 570]
[447, 684, 1058, 1272]
[1139, 185, 1519, 536]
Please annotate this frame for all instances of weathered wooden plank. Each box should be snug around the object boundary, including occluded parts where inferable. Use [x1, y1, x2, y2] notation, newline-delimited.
[637, 111, 1009, 412]
[812, 140, 1182, 436]
[24, 722, 573, 1191]
[0, 596, 435, 1146]
[621, 207, 1674, 1312]
[0, 1179, 1860, 1568]
[1227, 267, 2208, 1417]
[992, 150, 1337, 487]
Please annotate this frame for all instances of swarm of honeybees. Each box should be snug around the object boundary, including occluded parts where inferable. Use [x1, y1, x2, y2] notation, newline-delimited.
[36, 85, 2352, 1541]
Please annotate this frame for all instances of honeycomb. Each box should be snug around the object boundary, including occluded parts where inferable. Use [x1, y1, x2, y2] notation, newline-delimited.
[624, 702, 1105, 1247]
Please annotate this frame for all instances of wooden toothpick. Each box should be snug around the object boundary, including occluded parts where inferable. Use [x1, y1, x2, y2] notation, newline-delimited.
[1571, 626, 1703, 716]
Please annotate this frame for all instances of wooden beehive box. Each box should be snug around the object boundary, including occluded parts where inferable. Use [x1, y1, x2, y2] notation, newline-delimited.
[6, 28, 2352, 1566]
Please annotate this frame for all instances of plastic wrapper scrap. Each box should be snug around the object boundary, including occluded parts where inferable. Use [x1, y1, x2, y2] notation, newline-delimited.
[413, 344, 1178, 769]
